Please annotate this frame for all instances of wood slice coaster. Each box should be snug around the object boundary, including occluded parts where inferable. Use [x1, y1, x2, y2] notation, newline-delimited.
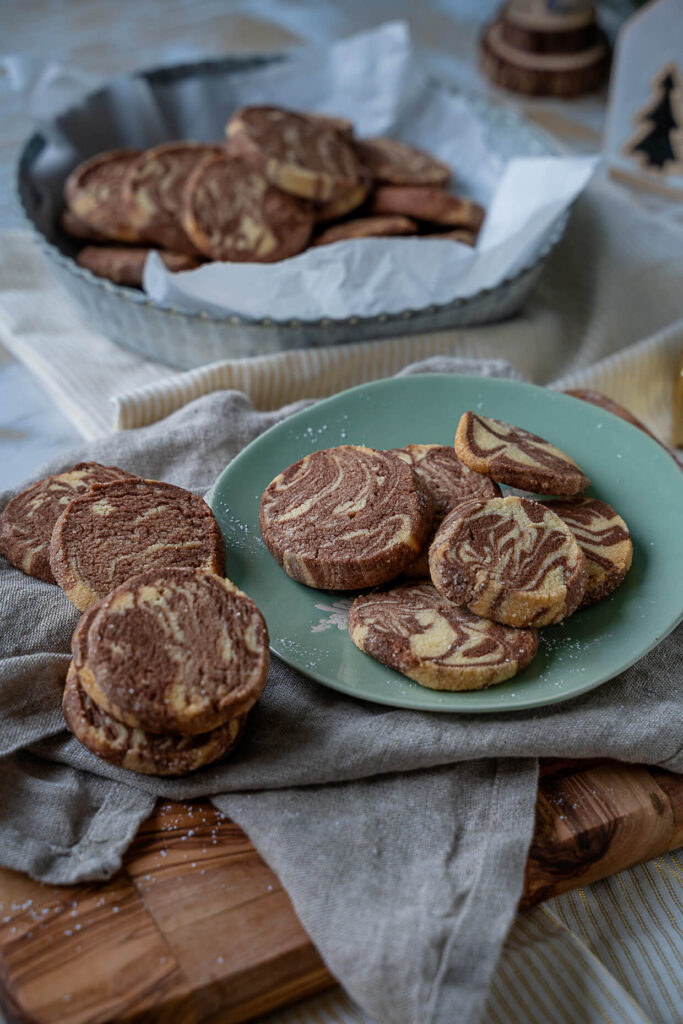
[0, 759, 681, 1024]
[481, 18, 609, 97]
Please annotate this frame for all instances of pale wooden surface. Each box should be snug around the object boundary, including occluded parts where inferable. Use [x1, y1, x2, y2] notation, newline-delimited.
[0, 759, 681, 1024]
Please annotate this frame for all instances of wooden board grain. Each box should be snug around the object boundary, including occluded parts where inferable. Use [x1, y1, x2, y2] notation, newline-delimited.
[0, 760, 682, 1024]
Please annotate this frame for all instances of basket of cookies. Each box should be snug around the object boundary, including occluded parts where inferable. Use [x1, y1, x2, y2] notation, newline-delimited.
[18, 25, 594, 369]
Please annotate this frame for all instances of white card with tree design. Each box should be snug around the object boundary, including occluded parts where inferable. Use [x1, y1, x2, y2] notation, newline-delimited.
[604, 0, 683, 199]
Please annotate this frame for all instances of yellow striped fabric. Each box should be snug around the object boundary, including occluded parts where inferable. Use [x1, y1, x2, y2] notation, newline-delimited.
[258, 850, 683, 1024]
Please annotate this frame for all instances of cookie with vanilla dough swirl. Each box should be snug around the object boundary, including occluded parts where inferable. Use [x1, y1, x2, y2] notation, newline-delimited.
[454, 411, 589, 495]
[349, 582, 538, 691]
[259, 445, 434, 590]
[429, 495, 588, 627]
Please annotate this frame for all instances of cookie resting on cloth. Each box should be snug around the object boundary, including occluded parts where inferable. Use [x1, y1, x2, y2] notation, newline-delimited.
[64, 149, 143, 242]
[429, 495, 588, 627]
[259, 445, 434, 590]
[49, 477, 225, 611]
[123, 142, 224, 254]
[388, 443, 501, 579]
[0, 462, 135, 583]
[226, 105, 362, 202]
[454, 411, 590, 495]
[543, 497, 633, 607]
[354, 136, 451, 186]
[63, 663, 246, 776]
[182, 153, 313, 262]
[349, 582, 538, 690]
[370, 186, 485, 231]
[72, 568, 269, 735]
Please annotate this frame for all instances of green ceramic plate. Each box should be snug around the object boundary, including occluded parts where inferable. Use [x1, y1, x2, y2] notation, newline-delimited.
[208, 374, 683, 712]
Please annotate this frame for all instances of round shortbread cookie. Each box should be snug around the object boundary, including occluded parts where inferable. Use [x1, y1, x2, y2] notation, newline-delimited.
[259, 445, 434, 590]
[543, 497, 633, 607]
[429, 495, 588, 627]
[73, 568, 269, 735]
[64, 149, 143, 242]
[454, 411, 590, 495]
[349, 582, 538, 691]
[60, 209, 109, 243]
[76, 246, 200, 287]
[63, 662, 246, 776]
[389, 443, 502, 579]
[0, 462, 135, 583]
[313, 214, 417, 246]
[182, 153, 313, 262]
[354, 137, 451, 187]
[370, 186, 485, 230]
[49, 478, 225, 611]
[123, 142, 224, 254]
[226, 106, 362, 202]
[303, 112, 354, 139]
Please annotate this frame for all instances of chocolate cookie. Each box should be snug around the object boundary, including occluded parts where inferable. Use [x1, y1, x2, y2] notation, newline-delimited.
[429, 495, 588, 627]
[60, 209, 109, 242]
[354, 137, 451, 187]
[73, 568, 268, 734]
[389, 444, 502, 578]
[422, 229, 478, 246]
[0, 462, 135, 583]
[63, 662, 246, 776]
[543, 497, 633, 607]
[124, 143, 224, 254]
[182, 153, 313, 263]
[314, 177, 370, 223]
[304, 112, 354, 139]
[259, 445, 434, 590]
[49, 478, 225, 611]
[64, 149, 143, 242]
[313, 214, 417, 246]
[370, 186, 485, 230]
[349, 582, 538, 691]
[454, 411, 590, 495]
[76, 246, 200, 287]
[226, 106, 362, 202]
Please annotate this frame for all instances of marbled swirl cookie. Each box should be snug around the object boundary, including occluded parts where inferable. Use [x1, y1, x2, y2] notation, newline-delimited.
[49, 478, 225, 611]
[226, 106, 362, 202]
[370, 187, 485, 231]
[63, 662, 246, 776]
[73, 568, 269, 735]
[429, 495, 588, 627]
[313, 214, 418, 245]
[454, 411, 590, 495]
[76, 246, 200, 287]
[0, 462, 135, 583]
[64, 149, 143, 242]
[543, 497, 633, 607]
[182, 153, 313, 262]
[259, 445, 434, 590]
[349, 582, 538, 690]
[388, 444, 501, 578]
[354, 137, 451, 187]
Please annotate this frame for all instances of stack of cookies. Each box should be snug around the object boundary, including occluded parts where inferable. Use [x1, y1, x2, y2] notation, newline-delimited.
[61, 105, 485, 286]
[0, 466, 269, 775]
[259, 411, 633, 693]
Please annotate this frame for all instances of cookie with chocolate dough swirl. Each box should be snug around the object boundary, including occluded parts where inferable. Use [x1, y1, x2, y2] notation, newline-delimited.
[49, 478, 225, 611]
[259, 445, 434, 590]
[349, 582, 538, 691]
[429, 495, 588, 627]
[454, 411, 590, 495]
[73, 567, 269, 735]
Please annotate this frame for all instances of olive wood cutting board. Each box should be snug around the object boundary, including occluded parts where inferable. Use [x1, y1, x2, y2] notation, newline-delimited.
[0, 758, 681, 1024]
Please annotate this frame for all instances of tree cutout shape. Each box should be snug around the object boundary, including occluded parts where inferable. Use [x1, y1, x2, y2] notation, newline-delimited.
[625, 63, 683, 173]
